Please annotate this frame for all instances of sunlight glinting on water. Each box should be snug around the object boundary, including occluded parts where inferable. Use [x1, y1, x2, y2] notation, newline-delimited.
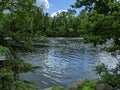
[20, 38, 119, 89]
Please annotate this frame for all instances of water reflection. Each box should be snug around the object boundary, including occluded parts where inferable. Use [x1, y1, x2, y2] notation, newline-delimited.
[20, 38, 100, 89]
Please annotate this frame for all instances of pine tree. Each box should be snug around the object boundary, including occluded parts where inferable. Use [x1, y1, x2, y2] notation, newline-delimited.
[0, 0, 43, 89]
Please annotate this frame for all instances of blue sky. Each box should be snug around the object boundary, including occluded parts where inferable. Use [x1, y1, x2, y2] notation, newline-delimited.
[37, 0, 120, 15]
[48, 0, 76, 14]
[36, 0, 80, 16]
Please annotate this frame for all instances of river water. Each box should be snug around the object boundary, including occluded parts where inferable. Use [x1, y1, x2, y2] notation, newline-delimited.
[19, 37, 119, 89]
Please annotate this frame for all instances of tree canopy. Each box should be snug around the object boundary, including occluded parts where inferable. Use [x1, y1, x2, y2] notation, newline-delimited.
[71, 0, 120, 49]
[0, 0, 42, 89]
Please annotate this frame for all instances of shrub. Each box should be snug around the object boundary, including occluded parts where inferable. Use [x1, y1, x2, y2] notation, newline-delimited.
[51, 85, 64, 90]
[95, 63, 120, 87]
[77, 80, 96, 90]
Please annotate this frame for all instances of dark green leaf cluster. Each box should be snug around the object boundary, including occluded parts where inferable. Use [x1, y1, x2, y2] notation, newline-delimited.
[0, 0, 43, 89]
[77, 80, 96, 90]
[71, 0, 120, 50]
[51, 86, 64, 90]
[95, 64, 120, 87]
[0, 46, 40, 90]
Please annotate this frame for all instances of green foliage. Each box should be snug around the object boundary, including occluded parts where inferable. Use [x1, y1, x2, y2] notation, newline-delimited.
[44, 10, 80, 37]
[0, 66, 39, 90]
[0, 46, 11, 59]
[0, 68, 14, 78]
[72, 0, 110, 14]
[0, 46, 40, 90]
[72, 1, 120, 87]
[0, 0, 45, 50]
[0, 0, 42, 89]
[106, 45, 120, 52]
[95, 64, 120, 87]
[51, 86, 64, 90]
[14, 80, 39, 90]
[2, 59, 40, 74]
[77, 80, 96, 90]
[71, 0, 120, 50]
[0, 76, 39, 90]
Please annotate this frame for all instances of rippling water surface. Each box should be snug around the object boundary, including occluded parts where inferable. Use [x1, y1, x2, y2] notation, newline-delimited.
[19, 38, 117, 89]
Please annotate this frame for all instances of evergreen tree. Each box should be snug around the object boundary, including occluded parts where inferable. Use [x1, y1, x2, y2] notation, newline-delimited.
[0, 0, 42, 89]
[72, 0, 120, 49]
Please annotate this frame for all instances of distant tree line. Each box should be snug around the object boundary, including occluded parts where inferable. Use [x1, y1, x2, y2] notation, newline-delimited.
[44, 0, 120, 50]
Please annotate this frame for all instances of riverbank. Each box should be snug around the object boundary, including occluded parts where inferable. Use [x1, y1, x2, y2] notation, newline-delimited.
[43, 78, 120, 90]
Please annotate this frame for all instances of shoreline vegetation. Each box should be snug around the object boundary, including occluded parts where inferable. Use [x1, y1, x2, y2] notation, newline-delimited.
[43, 79, 120, 90]
[0, 0, 120, 90]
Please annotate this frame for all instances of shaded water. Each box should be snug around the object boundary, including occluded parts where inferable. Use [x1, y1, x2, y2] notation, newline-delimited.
[19, 38, 117, 89]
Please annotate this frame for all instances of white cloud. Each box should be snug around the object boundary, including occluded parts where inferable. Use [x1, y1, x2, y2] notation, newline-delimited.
[51, 10, 68, 17]
[36, 0, 49, 12]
